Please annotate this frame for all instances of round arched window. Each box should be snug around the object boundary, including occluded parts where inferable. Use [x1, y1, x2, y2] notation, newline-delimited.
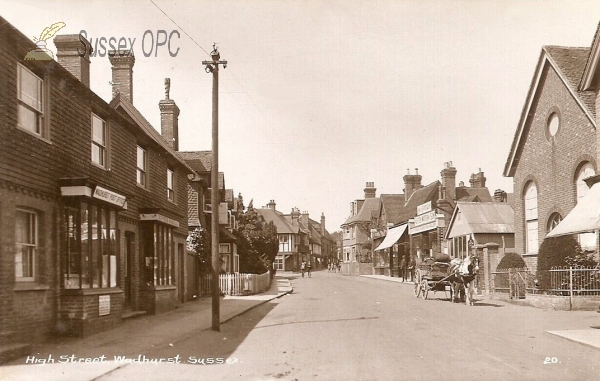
[547, 213, 562, 232]
[547, 113, 560, 137]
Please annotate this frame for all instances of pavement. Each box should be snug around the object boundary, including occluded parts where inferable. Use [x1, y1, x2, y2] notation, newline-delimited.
[361, 274, 600, 351]
[0, 275, 293, 381]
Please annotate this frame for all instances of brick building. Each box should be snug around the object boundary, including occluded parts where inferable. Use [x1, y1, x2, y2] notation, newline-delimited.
[504, 24, 600, 269]
[0, 18, 194, 352]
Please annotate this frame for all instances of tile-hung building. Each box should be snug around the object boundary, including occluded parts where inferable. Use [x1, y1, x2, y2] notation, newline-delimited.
[341, 182, 380, 275]
[180, 151, 238, 275]
[504, 23, 600, 269]
[0, 20, 192, 349]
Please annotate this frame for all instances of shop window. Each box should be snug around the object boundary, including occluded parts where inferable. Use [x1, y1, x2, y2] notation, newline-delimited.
[17, 64, 45, 137]
[142, 223, 175, 286]
[15, 208, 38, 281]
[62, 201, 118, 289]
[137, 145, 147, 187]
[91, 114, 107, 167]
[524, 182, 539, 254]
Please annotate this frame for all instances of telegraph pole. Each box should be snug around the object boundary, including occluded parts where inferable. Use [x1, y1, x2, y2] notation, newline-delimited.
[203, 44, 227, 331]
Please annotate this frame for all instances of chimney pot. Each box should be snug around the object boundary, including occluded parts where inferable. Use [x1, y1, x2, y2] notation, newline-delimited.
[159, 78, 180, 150]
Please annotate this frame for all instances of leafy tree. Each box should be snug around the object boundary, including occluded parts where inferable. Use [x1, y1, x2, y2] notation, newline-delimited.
[537, 235, 582, 289]
[186, 226, 212, 275]
[235, 198, 279, 274]
[496, 253, 526, 270]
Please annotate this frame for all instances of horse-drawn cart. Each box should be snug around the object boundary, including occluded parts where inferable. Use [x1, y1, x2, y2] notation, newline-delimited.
[413, 258, 454, 300]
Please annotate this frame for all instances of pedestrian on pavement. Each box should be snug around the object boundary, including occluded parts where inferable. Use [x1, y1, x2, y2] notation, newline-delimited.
[301, 261, 306, 277]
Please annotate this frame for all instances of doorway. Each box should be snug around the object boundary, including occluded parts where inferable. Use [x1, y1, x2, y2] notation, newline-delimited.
[124, 232, 134, 307]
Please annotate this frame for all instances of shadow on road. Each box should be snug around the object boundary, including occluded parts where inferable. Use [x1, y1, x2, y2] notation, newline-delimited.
[145, 301, 279, 363]
[255, 316, 378, 330]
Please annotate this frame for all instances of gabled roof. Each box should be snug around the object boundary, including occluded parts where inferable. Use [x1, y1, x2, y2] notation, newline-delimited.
[504, 45, 596, 177]
[379, 194, 406, 224]
[393, 181, 440, 225]
[445, 202, 514, 239]
[179, 151, 212, 172]
[179, 151, 208, 172]
[109, 93, 195, 173]
[579, 21, 600, 91]
[256, 208, 298, 234]
[456, 187, 493, 202]
[341, 197, 380, 226]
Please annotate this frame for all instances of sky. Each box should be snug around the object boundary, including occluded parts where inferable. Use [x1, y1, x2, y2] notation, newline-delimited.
[3, 0, 600, 231]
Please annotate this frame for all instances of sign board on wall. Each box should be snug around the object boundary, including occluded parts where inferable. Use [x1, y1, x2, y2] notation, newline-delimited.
[416, 201, 432, 215]
[98, 295, 111, 316]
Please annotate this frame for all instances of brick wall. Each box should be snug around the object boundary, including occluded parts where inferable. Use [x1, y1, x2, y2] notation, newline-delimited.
[512, 64, 596, 270]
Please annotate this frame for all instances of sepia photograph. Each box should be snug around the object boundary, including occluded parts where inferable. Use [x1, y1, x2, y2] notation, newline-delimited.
[1, 1, 600, 380]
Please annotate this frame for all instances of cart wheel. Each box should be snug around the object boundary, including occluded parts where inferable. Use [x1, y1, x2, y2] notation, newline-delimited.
[413, 281, 421, 297]
[421, 280, 429, 300]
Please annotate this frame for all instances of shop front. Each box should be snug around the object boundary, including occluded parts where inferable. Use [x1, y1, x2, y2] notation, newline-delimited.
[409, 202, 446, 264]
[59, 180, 127, 337]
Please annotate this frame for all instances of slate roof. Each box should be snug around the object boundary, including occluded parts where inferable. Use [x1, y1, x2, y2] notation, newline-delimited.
[456, 187, 493, 202]
[341, 197, 380, 226]
[256, 208, 298, 234]
[179, 151, 212, 172]
[179, 151, 208, 172]
[544, 46, 595, 119]
[392, 181, 440, 225]
[448, 202, 514, 235]
[379, 194, 406, 223]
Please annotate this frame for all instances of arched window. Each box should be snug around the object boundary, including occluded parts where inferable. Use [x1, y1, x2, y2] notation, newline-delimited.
[524, 182, 538, 254]
[547, 213, 562, 232]
[575, 162, 596, 249]
[576, 162, 595, 201]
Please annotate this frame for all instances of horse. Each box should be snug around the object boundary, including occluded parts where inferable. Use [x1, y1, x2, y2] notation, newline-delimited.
[447, 255, 480, 305]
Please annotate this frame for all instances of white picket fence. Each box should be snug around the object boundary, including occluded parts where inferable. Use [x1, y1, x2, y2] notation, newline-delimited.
[200, 271, 272, 296]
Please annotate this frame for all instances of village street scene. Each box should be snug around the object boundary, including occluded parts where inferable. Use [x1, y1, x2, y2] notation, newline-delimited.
[1, 1, 600, 380]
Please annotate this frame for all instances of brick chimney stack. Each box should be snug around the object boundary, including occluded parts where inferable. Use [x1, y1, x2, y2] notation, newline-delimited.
[440, 161, 457, 200]
[159, 78, 180, 150]
[267, 200, 276, 211]
[364, 182, 376, 199]
[109, 50, 135, 103]
[403, 169, 422, 202]
[301, 211, 309, 227]
[321, 213, 326, 237]
[291, 208, 300, 225]
[469, 168, 486, 188]
[54, 34, 92, 88]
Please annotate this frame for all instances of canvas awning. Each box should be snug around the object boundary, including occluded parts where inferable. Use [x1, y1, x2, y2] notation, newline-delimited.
[374, 224, 408, 251]
[547, 183, 600, 238]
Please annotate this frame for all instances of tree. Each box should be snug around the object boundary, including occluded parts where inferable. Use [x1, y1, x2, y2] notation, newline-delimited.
[186, 226, 212, 275]
[537, 235, 582, 289]
[496, 253, 526, 270]
[235, 198, 279, 274]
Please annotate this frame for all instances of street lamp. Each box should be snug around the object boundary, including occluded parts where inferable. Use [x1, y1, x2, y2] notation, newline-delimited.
[202, 44, 227, 332]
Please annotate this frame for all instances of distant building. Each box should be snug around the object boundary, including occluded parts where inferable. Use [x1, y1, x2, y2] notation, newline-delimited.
[340, 182, 380, 275]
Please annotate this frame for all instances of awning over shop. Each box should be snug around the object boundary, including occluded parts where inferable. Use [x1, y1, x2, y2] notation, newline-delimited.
[374, 224, 408, 251]
[547, 183, 600, 238]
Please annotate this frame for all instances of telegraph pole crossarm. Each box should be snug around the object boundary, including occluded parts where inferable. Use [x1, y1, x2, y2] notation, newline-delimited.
[202, 43, 226, 332]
